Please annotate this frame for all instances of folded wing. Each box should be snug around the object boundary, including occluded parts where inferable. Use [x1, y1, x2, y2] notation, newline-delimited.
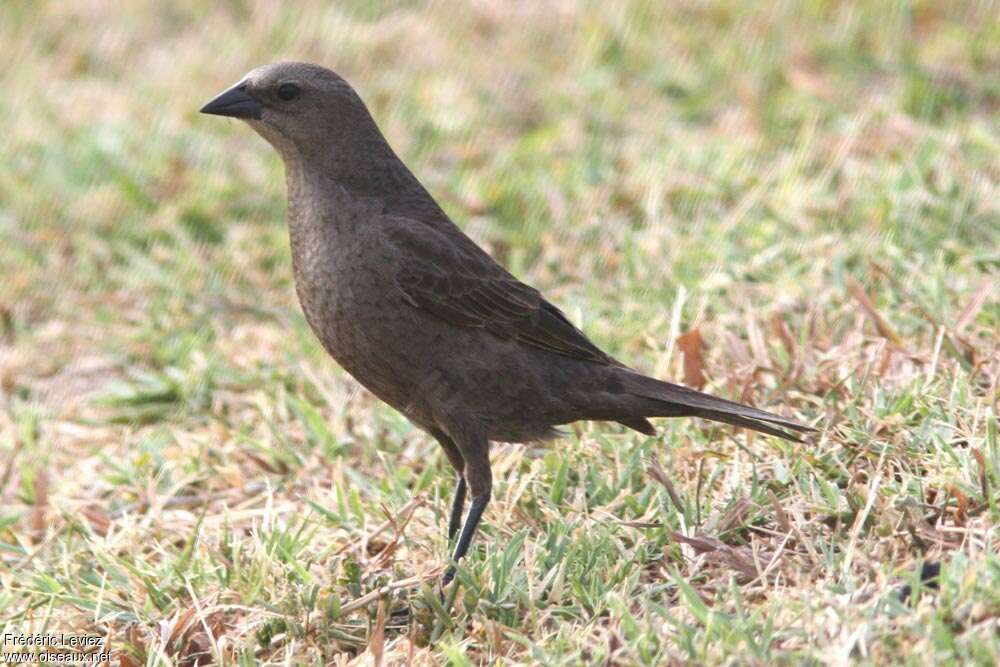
[386, 218, 615, 365]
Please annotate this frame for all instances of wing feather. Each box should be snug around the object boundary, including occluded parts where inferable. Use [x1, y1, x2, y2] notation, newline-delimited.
[387, 219, 613, 364]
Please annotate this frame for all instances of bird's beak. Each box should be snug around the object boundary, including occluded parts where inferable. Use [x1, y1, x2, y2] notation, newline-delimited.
[199, 81, 262, 120]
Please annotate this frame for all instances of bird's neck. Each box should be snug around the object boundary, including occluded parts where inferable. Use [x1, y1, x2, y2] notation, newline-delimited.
[280, 130, 450, 227]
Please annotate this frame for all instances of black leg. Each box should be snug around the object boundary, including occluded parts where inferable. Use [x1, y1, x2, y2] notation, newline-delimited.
[441, 438, 492, 586]
[442, 489, 491, 585]
[447, 477, 466, 543]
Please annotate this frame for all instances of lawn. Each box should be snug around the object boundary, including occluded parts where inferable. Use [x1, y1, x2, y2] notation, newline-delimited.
[1, 0, 997, 664]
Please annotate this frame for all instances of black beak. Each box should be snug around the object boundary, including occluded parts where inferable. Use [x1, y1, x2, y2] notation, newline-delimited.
[200, 81, 262, 120]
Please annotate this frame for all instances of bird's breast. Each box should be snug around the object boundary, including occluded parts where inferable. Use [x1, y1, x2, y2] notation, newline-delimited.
[288, 228, 426, 411]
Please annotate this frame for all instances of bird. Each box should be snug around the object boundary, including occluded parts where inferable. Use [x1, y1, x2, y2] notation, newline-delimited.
[200, 62, 814, 584]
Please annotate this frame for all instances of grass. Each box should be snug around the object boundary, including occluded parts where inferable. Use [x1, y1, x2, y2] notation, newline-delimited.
[1, 0, 997, 664]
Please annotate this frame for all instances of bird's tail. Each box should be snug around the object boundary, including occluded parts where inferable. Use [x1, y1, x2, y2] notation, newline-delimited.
[614, 369, 815, 442]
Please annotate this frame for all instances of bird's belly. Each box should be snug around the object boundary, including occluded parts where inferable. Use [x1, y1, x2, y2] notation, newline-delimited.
[292, 255, 581, 441]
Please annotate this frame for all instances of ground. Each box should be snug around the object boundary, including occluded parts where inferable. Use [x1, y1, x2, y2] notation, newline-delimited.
[1, 1, 997, 665]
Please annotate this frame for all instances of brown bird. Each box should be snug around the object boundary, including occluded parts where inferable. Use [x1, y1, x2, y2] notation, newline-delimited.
[201, 62, 813, 583]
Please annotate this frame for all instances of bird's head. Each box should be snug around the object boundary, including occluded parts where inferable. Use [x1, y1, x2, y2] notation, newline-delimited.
[200, 61, 376, 162]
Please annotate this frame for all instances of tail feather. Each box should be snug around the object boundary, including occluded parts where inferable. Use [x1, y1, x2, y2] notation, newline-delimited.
[617, 416, 656, 436]
[618, 370, 814, 442]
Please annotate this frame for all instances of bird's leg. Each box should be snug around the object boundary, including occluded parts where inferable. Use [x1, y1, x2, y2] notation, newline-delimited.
[443, 488, 490, 585]
[443, 440, 491, 585]
[447, 477, 466, 543]
[431, 428, 467, 543]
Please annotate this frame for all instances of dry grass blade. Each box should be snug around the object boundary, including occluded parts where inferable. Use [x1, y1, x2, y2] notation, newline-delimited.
[770, 312, 797, 364]
[335, 495, 426, 557]
[29, 468, 50, 542]
[971, 449, 989, 504]
[339, 574, 436, 617]
[846, 276, 903, 346]
[676, 327, 707, 389]
[370, 599, 386, 667]
[716, 496, 753, 535]
[955, 280, 994, 332]
[648, 458, 685, 515]
[670, 531, 758, 580]
[770, 495, 792, 534]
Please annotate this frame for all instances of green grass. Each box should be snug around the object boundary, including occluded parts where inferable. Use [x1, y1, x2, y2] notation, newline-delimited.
[1, 0, 997, 664]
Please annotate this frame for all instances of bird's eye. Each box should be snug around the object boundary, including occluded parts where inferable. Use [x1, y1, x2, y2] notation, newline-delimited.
[277, 83, 301, 101]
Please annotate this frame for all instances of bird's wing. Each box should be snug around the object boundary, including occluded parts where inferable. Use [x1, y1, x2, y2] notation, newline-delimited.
[385, 218, 614, 364]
